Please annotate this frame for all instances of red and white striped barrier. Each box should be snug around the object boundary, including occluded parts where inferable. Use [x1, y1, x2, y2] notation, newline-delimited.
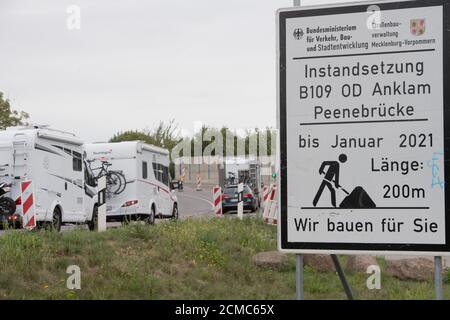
[269, 184, 277, 201]
[213, 186, 222, 216]
[21, 180, 36, 230]
[196, 175, 202, 191]
[261, 185, 270, 208]
[263, 184, 277, 225]
[264, 201, 278, 225]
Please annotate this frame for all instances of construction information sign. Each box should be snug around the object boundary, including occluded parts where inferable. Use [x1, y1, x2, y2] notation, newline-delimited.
[278, 0, 450, 254]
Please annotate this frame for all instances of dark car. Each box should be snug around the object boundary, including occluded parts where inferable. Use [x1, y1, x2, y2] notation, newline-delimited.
[222, 184, 258, 213]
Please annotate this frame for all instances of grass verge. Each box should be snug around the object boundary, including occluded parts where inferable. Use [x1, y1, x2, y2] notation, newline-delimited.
[0, 217, 448, 299]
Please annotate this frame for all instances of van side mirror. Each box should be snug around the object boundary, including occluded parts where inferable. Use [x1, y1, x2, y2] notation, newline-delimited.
[170, 180, 182, 190]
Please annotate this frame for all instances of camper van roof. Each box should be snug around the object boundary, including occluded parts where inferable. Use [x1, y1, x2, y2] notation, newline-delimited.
[6, 125, 76, 135]
[88, 141, 169, 156]
[2, 126, 83, 145]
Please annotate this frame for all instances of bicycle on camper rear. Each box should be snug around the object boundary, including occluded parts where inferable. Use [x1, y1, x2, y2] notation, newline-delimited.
[86, 159, 127, 196]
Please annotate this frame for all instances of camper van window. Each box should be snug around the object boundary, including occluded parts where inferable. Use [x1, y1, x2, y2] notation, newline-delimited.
[63, 148, 72, 156]
[142, 161, 148, 179]
[162, 166, 169, 186]
[73, 157, 82, 172]
[152, 162, 158, 181]
[152, 162, 163, 182]
[53, 145, 64, 151]
[73, 151, 82, 172]
[84, 162, 97, 187]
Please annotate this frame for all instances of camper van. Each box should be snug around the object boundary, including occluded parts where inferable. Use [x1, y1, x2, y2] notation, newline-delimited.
[84, 141, 178, 223]
[0, 126, 98, 230]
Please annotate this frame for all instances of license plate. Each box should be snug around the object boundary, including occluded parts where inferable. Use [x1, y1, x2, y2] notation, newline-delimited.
[230, 199, 238, 203]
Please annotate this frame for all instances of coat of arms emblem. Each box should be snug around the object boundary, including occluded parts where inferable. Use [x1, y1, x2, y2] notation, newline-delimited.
[410, 19, 425, 36]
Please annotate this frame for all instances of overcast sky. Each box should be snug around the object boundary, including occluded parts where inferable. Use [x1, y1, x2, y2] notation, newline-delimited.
[0, 0, 360, 142]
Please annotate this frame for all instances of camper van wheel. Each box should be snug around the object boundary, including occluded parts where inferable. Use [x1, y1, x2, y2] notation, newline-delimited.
[51, 207, 62, 232]
[146, 206, 155, 225]
[171, 204, 179, 220]
[0, 197, 16, 215]
[88, 205, 98, 231]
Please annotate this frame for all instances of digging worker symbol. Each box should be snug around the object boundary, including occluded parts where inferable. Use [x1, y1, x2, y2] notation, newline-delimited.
[313, 154, 347, 208]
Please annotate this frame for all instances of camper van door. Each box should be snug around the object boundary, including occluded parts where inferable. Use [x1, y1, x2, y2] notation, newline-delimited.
[150, 153, 168, 216]
[161, 164, 172, 216]
[60, 143, 85, 221]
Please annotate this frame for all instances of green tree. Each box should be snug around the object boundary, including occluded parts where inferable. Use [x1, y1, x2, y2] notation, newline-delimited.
[110, 130, 160, 145]
[110, 120, 181, 149]
[0, 92, 29, 129]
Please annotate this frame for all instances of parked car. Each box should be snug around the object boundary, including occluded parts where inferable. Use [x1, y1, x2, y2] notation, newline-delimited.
[222, 184, 258, 213]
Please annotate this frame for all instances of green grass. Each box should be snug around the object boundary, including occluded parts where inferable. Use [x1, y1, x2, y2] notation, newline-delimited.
[0, 217, 448, 300]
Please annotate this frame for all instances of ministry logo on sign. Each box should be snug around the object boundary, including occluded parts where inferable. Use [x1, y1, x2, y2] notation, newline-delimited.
[293, 28, 304, 40]
[410, 19, 425, 36]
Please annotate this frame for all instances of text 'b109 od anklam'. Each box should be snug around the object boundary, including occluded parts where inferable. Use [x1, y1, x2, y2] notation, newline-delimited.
[278, 0, 450, 254]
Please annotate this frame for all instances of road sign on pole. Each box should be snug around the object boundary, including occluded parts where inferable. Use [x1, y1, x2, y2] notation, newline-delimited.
[278, 0, 450, 255]
[237, 182, 244, 220]
[97, 176, 107, 232]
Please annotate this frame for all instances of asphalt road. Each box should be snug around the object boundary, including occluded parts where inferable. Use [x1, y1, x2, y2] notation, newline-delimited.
[175, 183, 214, 218]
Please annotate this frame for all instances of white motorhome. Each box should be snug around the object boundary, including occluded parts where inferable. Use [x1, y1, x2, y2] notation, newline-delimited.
[84, 141, 178, 223]
[0, 126, 98, 230]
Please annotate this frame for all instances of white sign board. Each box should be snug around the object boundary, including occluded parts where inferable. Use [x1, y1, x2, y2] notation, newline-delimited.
[278, 0, 450, 254]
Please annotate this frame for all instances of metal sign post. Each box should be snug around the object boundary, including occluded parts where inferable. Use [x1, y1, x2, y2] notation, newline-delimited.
[331, 254, 354, 300]
[295, 254, 304, 300]
[435, 256, 443, 300]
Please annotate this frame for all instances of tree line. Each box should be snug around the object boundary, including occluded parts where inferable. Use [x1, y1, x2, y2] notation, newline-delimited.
[1, 92, 275, 178]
